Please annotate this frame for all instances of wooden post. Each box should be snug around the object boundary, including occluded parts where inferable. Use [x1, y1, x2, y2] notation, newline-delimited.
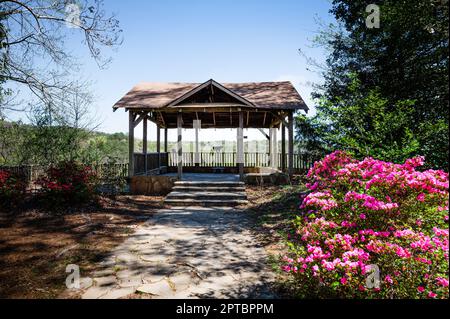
[281, 123, 286, 172]
[128, 111, 135, 178]
[177, 112, 183, 179]
[272, 127, 278, 169]
[288, 111, 294, 177]
[143, 116, 148, 175]
[164, 128, 168, 153]
[156, 125, 161, 171]
[237, 111, 244, 180]
[194, 119, 200, 166]
[268, 127, 272, 167]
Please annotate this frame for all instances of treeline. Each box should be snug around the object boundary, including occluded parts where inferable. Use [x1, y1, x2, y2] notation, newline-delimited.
[0, 120, 129, 166]
[1, 120, 290, 166]
[298, 0, 448, 170]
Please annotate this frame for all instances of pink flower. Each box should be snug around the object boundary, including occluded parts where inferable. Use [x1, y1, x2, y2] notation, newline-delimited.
[385, 275, 393, 284]
[359, 213, 366, 220]
[417, 286, 425, 293]
[417, 193, 426, 202]
[340, 277, 347, 285]
[428, 291, 437, 298]
[436, 277, 449, 287]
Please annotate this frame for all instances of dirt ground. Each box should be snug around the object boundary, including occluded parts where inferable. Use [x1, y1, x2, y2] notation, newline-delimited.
[244, 185, 305, 257]
[0, 195, 164, 298]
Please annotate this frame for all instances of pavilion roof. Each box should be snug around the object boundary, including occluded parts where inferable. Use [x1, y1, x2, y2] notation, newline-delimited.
[112, 80, 308, 112]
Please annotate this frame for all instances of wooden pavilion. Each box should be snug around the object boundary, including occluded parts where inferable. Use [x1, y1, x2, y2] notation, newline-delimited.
[113, 79, 308, 181]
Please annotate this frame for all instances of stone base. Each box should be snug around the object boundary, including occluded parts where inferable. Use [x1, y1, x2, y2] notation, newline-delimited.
[130, 176, 177, 195]
[244, 167, 290, 185]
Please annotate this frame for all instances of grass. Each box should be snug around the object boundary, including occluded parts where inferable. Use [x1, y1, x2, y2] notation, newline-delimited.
[243, 183, 308, 297]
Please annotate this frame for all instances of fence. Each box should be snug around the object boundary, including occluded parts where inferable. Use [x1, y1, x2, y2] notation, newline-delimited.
[0, 152, 317, 187]
[168, 152, 317, 171]
[0, 163, 130, 192]
[133, 152, 169, 175]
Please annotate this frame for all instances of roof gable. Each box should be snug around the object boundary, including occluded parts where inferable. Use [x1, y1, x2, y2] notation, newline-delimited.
[167, 79, 254, 108]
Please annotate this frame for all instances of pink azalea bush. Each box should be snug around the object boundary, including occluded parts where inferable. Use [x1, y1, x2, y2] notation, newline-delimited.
[0, 170, 27, 208]
[283, 151, 449, 298]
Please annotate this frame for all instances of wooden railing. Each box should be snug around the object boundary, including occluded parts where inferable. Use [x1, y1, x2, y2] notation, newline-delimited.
[168, 152, 317, 170]
[133, 152, 169, 175]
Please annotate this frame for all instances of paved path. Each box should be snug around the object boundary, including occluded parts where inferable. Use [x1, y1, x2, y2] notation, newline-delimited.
[76, 206, 276, 299]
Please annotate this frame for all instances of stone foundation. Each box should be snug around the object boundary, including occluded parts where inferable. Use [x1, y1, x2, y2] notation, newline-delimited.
[130, 176, 177, 195]
[244, 167, 290, 185]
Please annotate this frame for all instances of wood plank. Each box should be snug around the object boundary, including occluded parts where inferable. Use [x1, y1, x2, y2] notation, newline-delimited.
[281, 124, 286, 172]
[143, 117, 148, 174]
[128, 111, 135, 177]
[177, 113, 183, 179]
[156, 125, 161, 169]
[164, 128, 168, 153]
[158, 111, 166, 127]
[238, 111, 244, 180]
[288, 111, 294, 177]
[133, 113, 147, 128]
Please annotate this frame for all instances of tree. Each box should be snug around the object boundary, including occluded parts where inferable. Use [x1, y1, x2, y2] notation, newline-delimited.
[301, 0, 449, 169]
[0, 0, 122, 116]
[298, 76, 420, 163]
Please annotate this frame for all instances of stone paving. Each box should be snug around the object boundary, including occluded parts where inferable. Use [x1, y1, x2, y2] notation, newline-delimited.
[75, 206, 276, 299]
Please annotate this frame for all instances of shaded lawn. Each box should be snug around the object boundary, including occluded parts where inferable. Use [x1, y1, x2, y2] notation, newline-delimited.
[242, 183, 307, 297]
[0, 195, 165, 299]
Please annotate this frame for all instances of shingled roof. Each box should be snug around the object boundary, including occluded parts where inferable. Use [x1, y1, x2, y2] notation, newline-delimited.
[113, 80, 308, 112]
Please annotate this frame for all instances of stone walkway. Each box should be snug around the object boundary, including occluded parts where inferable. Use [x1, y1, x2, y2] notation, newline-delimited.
[75, 206, 276, 299]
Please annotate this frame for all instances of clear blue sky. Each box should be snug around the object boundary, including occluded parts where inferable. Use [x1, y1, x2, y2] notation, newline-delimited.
[18, 0, 336, 142]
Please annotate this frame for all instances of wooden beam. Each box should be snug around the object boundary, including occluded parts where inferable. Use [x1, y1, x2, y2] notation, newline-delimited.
[281, 124, 286, 173]
[263, 112, 267, 126]
[288, 111, 294, 177]
[213, 112, 216, 126]
[194, 120, 200, 166]
[156, 125, 161, 153]
[164, 128, 168, 153]
[272, 127, 278, 169]
[133, 112, 147, 128]
[143, 116, 148, 153]
[143, 116, 148, 175]
[246, 111, 250, 126]
[166, 79, 254, 108]
[158, 111, 166, 128]
[177, 112, 183, 179]
[268, 126, 272, 166]
[128, 111, 135, 177]
[271, 111, 288, 127]
[257, 128, 270, 140]
[238, 111, 244, 181]
[156, 125, 161, 169]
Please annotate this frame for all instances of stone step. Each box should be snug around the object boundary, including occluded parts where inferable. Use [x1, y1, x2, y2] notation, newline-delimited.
[174, 181, 244, 188]
[166, 191, 247, 200]
[164, 198, 248, 207]
[172, 186, 246, 192]
[167, 180, 247, 207]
